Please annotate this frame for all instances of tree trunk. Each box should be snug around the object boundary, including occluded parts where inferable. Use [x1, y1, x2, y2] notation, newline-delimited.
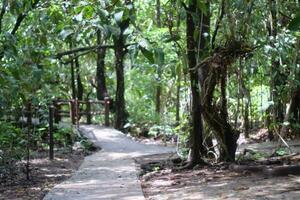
[244, 94, 250, 138]
[75, 57, 83, 101]
[114, 36, 126, 130]
[155, 71, 162, 114]
[70, 43, 76, 99]
[284, 88, 300, 135]
[155, 0, 162, 115]
[96, 30, 108, 100]
[175, 73, 181, 124]
[156, 0, 161, 27]
[113, 0, 131, 130]
[268, 0, 284, 139]
[185, 0, 207, 165]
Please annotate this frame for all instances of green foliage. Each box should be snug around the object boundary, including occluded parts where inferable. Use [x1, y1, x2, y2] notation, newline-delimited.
[0, 121, 26, 176]
[53, 126, 74, 147]
[0, 0, 300, 169]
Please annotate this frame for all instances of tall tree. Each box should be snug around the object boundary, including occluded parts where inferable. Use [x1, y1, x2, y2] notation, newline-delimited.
[267, 0, 285, 140]
[114, 0, 133, 130]
[155, 0, 162, 115]
[96, 30, 108, 100]
[185, 0, 208, 166]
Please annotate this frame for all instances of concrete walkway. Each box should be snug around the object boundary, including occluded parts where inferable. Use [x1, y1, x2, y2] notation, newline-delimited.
[44, 125, 175, 200]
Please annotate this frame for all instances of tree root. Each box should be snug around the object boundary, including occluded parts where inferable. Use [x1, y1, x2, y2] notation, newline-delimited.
[229, 164, 300, 177]
[172, 159, 210, 171]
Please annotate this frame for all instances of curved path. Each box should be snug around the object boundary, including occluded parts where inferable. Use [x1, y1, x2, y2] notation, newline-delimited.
[44, 125, 175, 200]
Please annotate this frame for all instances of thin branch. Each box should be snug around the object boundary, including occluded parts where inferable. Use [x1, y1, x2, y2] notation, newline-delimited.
[11, 0, 40, 35]
[60, 50, 96, 65]
[0, 0, 7, 33]
[54, 44, 112, 59]
[11, 14, 26, 35]
[54, 43, 136, 59]
[211, 0, 225, 49]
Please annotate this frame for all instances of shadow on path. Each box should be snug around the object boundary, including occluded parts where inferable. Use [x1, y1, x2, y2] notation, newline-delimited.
[44, 125, 175, 200]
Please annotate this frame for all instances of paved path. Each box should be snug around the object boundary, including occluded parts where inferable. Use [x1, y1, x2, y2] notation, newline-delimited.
[44, 125, 175, 200]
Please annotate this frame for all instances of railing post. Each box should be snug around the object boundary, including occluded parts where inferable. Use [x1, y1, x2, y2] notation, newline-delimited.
[104, 97, 110, 127]
[49, 104, 54, 160]
[86, 99, 92, 124]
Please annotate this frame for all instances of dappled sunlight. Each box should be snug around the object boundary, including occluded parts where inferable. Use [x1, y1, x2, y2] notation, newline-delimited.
[44, 125, 175, 199]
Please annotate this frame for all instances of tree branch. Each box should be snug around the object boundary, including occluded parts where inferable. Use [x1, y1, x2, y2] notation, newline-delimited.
[11, 0, 40, 35]
[54, 43, 136, 59]
[0, 0, 7, 33]
[211, 0, 225, 49]
[54, 44, 114, 59]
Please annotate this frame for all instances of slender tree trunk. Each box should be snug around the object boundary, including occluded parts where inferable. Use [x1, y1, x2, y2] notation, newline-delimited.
[96, 30, 108, 100]
[156, 0, 161, 27]
[75, 57, 83, 100]
[70, 43, 76, 99]
[155, 72, 162, 114]
[244, 94, 250, 138]
[175, 73, 181, 124]
[155, 0, 162, 115]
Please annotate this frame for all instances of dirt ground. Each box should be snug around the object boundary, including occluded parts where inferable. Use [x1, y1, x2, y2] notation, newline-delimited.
[140, 164, 300, 200]
[137, 137, 300, 200]
[0, 150, 87, 200]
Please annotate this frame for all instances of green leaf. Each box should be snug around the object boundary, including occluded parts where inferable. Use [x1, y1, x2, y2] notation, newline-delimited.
[140, 48, 154, 64]
[154, 48, 164, 66]
[162, 34, 181, 43]
[74, 12, 83, 21]
[197, 1, 208, 15]
[288, 15, 300, 31]
[114, 11, 124, 24]
[59, 29, 74, 40]
[82, 6, 95, 19]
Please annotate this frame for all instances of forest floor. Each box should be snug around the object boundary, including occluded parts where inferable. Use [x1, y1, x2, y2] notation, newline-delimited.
[4, 127, 300, 200]
[0, 149, 87, 200]
[138, 129, 300, 200]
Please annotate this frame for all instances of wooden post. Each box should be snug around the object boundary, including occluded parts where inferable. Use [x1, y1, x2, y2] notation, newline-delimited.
[49, 104, 54, 160]
[104, 97, 110, 127]
[86, 100, 92, 124]
[70, 99, 76, 125]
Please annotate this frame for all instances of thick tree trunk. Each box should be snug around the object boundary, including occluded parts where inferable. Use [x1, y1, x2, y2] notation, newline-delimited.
[96, 30, 107, 100]
[185, 0, 206, 165]
[114, 35, 126, 130]
[199, 41, 247, 162]
[113, 1, 131, 130]
[268, 0, 284, 139]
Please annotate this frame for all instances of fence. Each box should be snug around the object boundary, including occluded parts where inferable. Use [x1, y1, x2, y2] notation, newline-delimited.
[48, 97, 110, 159]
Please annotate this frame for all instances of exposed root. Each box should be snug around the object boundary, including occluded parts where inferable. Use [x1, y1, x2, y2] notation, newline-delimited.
[229, 164, 300, 177]
[172, 159, 210, 171]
